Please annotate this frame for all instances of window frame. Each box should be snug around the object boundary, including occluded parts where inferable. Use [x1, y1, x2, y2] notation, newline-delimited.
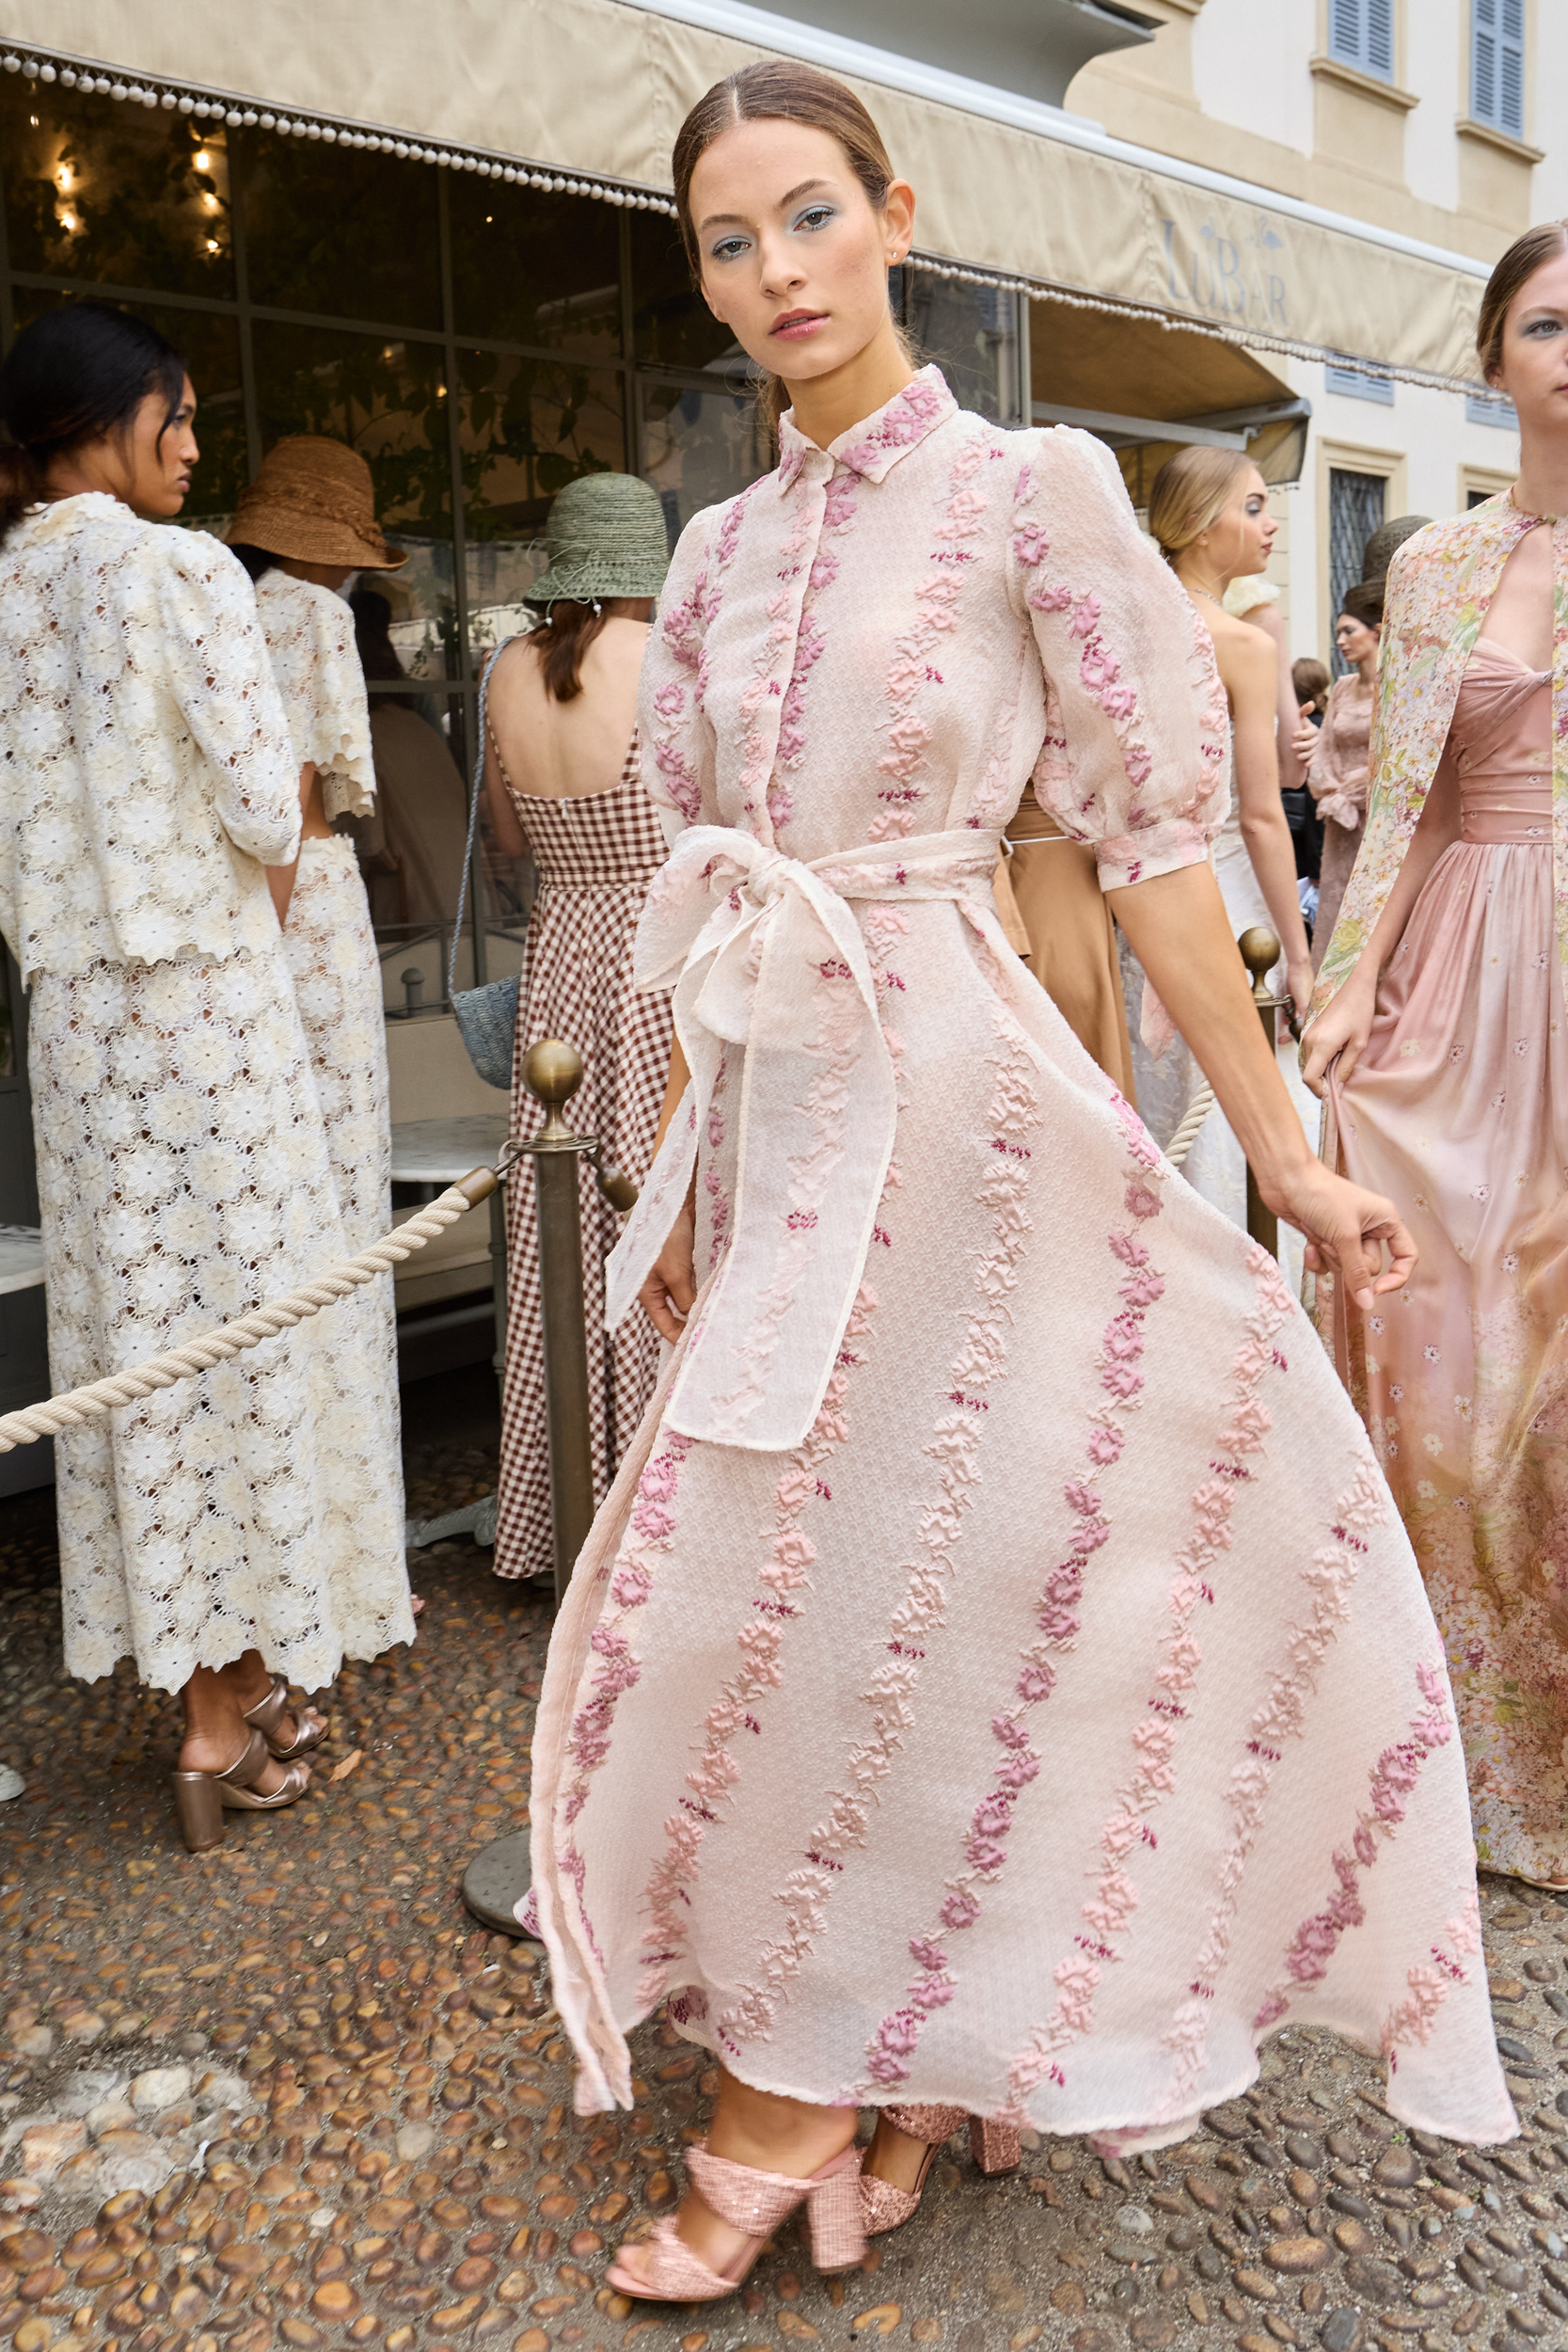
[1470, 0, 1527, 140]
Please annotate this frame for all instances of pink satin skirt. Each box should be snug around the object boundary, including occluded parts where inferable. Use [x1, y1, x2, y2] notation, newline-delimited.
[1323, 830, 1568, 1882]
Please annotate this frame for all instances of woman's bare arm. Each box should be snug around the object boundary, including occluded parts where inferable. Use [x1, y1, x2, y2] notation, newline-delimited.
[639, 1038, 698, 1342]
[481, 677, 529, 860]
[266, 761, 313, 926]
[1223, 623, 1314, 1019]
[1112, 861, 1414, 1307]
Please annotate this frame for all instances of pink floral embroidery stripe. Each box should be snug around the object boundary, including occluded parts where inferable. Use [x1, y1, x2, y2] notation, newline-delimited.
[718, 1003, 1040, 2057]
[1002, 1242, 1297, 2116]
[1251, 1661, 1465, 2073]
[633, 1279, 879, 2021]
[860, 1104, 1169, 2095]
[870, 440, 989, 844]
[1150, 1445, 1390, 2121]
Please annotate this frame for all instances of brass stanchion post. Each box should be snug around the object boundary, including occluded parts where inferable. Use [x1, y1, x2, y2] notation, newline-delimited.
[1237, 925, 1284, 1260]
[460, 1036, 641, 1941]
[513, 1041, 597, 1611]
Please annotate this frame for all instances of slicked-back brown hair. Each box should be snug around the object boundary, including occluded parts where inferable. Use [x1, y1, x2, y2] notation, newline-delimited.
[1477, 219, 1568, 384]
[672, 60, 900, 433]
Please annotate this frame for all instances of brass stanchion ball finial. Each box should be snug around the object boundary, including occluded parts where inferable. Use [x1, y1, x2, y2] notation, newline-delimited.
[522, 1040, 584, 1145]
[1237, 926, 1281, 1004]
[523, 1038, 584, 1106]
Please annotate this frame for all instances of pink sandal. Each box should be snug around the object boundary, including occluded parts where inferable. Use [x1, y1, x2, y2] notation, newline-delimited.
[606, 2138, 865, 2302]
[861, 2105, 1021, 2235]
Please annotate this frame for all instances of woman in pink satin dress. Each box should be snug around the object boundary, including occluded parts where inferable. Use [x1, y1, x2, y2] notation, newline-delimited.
[1305, 221, 1568, 1888]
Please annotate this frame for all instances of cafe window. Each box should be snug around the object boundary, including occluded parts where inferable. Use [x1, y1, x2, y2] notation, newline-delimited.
[0, 70, 1029, 1007]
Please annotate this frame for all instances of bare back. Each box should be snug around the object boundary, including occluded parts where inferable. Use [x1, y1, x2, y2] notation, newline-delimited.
[485, 616, 650, 803]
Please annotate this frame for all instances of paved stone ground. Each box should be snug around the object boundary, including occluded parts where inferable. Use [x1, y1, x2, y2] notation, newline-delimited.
[4, 1367, 1568, 2352]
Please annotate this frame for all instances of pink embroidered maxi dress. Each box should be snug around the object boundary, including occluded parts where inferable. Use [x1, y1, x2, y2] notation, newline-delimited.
[530, 372, 1512, 2148]
[1325, 640, 1568, 1886]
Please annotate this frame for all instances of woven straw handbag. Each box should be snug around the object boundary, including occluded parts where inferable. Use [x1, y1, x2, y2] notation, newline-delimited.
[448, 646, 520, 1089]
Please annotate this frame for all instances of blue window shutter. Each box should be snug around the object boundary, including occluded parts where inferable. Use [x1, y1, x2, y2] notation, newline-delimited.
[1500, 0, 1525, 135]
[1366, 0, 1394, 77]
[1473, 0, 1498, 124]
[1329, 0, 1365, 69]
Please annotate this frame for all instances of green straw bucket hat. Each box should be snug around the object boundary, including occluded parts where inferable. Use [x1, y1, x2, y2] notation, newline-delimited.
[527, 471, 671, 607]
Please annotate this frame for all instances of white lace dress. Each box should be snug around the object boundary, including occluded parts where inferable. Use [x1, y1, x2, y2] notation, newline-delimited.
[253, 572, 402, 1533]
[0, 498, 414, 1692]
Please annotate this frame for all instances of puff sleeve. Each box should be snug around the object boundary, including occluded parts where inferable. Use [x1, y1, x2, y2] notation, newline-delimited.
[154, 532, 302, 868]
[254, 568, 376, 822]
[1007, 426, 1230, 890]
[637, 505, 721, 847]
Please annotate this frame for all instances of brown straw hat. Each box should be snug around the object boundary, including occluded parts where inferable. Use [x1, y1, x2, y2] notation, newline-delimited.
[228, 436, 407, 571]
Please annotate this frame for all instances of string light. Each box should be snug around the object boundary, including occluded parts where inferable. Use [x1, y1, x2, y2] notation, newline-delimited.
[6, 43, 679, 221]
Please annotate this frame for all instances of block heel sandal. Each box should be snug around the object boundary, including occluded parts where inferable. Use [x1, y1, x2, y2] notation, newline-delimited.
[606, 2138, 864, 2302]
[861, 2105, 1022, 2235]
[242, 1674, 326, 1763]
[172, 1726, 309, 1852]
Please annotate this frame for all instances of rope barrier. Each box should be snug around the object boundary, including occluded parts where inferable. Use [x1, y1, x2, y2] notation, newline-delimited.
[0, 1064, 1216, 1460]
[0, 1170, 499, 1454]
[1163, 1080, 1216, 1172]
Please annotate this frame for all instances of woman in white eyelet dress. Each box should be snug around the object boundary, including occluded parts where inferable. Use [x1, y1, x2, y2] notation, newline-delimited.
[0, 331, 414, 1783]
[245, 563, 404, 1534]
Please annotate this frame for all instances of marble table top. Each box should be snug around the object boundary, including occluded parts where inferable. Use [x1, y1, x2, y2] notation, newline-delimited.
[389, 1115, 513, 1187]
[0, 1227, 45, 1297]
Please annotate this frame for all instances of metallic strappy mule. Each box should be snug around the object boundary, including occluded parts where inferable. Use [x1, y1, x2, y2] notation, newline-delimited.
[172, 1726, 310, 1852]
[606, 2139, 865, 2302]
[860, 2106, 1021, 2235]
[242, 1674, 327, 1763]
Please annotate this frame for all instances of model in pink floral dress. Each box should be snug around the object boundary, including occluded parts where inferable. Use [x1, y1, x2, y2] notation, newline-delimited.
[1312, 493, 1568, 1888]
[530, 372, 1511, 2151]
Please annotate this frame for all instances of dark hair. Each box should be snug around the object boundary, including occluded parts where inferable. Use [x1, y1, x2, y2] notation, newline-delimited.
[0, 299, 188, 534]
[350, 588, 407, 688]
[228, 542, 281, 584]
[1477, 220, 1568, 384]
[1291, 655, 1330, 707]
[1340, 582, 1384, 629]
[528, 600, 610, 703]
[672, 60, 903, 436]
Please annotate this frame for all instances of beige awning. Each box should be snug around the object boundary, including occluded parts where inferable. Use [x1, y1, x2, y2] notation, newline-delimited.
[5, 0, 1487, 388]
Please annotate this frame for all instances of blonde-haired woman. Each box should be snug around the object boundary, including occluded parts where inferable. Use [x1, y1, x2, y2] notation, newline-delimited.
[1129, 449, 1318, 1267]
[1304, 220, 1568, 1888]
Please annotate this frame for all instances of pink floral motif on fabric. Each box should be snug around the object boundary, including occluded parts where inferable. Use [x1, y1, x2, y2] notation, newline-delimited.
[863, 1114, 1168, 2096]
[634, 1279, 880, 2027]
[1005, 1246, 1300, 2115]
[870, 445, 989, 843]
[1248, 1661, 1461, 2059]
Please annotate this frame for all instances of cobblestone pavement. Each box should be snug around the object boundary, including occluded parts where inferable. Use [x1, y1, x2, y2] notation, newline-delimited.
[4, 1369, 1568, 2352]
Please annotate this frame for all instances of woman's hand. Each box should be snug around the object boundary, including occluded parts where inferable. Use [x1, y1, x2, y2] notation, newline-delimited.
[1264, 1157, 1414, 1312]
[1285, 953, 1315, 1027]
[1300, 974, 1376, 1098]
[1291, 718, 1320, 766]
[638, 1200, 696, 1343]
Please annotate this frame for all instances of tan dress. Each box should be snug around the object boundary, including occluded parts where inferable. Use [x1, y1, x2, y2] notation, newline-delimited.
[1001, 785, 1136, 1100]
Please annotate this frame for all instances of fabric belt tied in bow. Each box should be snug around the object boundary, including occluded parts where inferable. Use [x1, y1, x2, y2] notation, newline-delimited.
[605, 825, 1002, 1451]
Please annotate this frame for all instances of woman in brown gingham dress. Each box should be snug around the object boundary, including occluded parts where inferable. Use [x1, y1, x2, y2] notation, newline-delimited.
[483, 475, 673, 1584]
